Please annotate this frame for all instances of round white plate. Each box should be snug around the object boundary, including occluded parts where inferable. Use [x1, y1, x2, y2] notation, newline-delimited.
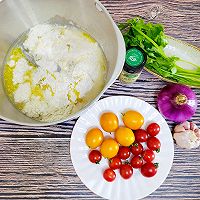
[70, 96, 174, 200]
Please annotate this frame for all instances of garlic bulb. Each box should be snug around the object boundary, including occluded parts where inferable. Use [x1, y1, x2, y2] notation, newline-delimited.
[173, 121, 200, 149]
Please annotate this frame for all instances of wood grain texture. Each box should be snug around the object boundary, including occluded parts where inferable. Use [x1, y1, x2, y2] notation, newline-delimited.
[0, 138, 199, 199]
[0, 0, 200, 199]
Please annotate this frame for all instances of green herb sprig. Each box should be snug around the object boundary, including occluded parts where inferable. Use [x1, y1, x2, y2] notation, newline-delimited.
[118, 17, 200, 86]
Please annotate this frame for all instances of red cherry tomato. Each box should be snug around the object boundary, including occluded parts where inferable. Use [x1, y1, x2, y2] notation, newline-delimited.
[109, 157, 122, 170]
[134, 129, 148, 143]
[130, 155, 143, 168]
[141, 149, 155, 163]
[118, 146, 131, 160]
[147, 123, 160, 136]
[130, 142, 143, 155]
[120, 164, 133, 179]
[147, 137, 161, 152]
[103, 168, 116, 182]
[141, 163, 158, 177]
[88, 150, 102, 164]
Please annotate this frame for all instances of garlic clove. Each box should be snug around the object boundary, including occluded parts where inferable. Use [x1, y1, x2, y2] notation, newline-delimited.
[194, 129, 200, 139]
[173, 131, 199, 149]
[173, 121, 200, 149]
[182, 121, 190, 130]
[174, 121, 189, 133]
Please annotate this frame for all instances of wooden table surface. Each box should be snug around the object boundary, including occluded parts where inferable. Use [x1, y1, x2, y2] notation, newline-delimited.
[0, 0, 200, 199]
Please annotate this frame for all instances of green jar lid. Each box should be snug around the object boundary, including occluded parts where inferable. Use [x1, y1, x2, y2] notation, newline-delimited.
[124, 47, 147, 73]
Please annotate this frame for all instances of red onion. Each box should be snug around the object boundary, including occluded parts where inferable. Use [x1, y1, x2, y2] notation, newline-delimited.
[157, 84, 197, 123]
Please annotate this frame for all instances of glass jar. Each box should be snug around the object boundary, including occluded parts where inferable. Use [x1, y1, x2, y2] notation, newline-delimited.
[119, 46, 147, 84]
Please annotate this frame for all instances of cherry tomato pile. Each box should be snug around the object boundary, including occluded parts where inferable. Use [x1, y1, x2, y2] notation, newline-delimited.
[85, 110, 161, 182]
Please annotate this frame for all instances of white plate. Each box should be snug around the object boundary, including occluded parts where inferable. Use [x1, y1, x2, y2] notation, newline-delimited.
[70, 96, 174, 200]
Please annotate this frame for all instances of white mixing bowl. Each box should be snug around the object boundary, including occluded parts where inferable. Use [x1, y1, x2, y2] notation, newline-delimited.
[0, 0, 125, 126]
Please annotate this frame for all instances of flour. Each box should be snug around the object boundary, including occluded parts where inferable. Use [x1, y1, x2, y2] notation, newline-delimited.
[14, 82, 31, 103]
[13, 58, 32, 84]
[4, 23, 107, 122]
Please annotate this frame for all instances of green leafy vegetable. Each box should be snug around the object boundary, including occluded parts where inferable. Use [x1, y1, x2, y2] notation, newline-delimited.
[118, 17, 200, 87]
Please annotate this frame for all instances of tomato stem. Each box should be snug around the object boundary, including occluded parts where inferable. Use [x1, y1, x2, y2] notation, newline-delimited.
[154, 163, 159, 168]
[156, 148, 160, 153]
[134, 143, 138, 147]
[124, 160, 130, 165]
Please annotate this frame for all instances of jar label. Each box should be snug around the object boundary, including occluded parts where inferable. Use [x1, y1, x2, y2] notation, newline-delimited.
[125, 48, 144, 67]
[119, 70, 140, 84]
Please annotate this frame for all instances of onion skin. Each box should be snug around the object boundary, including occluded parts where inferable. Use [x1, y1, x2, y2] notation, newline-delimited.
[157, 84, 197, 123]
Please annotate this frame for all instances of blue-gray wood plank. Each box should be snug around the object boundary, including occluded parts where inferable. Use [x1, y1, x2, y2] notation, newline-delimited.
[0, 0, 199, 199]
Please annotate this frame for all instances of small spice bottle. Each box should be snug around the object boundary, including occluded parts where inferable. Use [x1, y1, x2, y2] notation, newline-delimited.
[119, 46, 147, 84]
